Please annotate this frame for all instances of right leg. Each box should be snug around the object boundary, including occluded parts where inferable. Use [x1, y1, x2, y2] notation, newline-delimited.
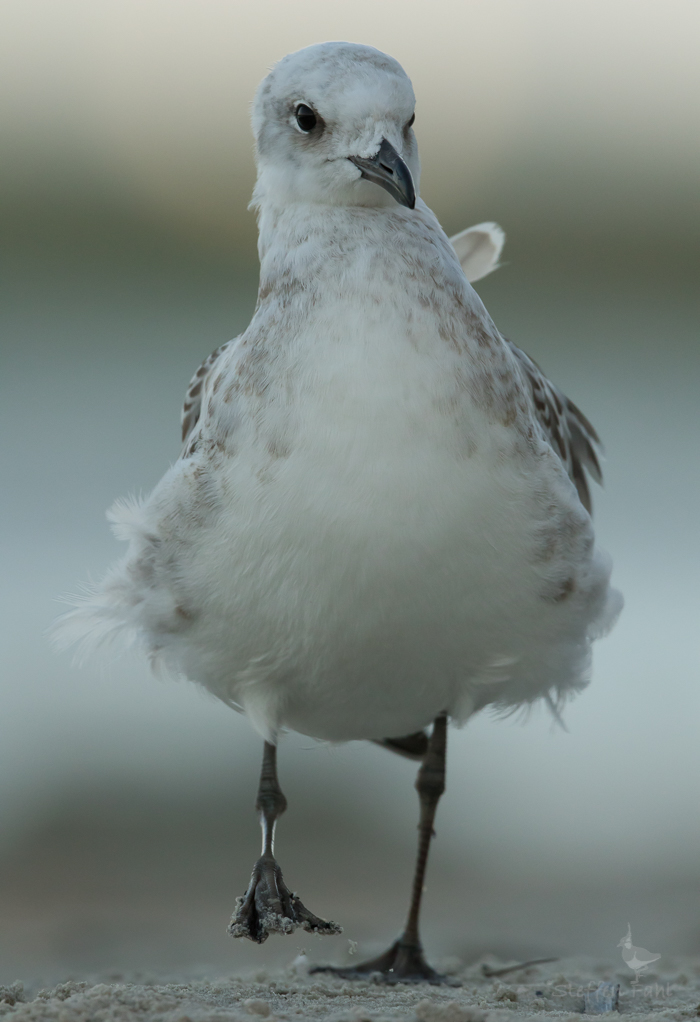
[229, 740, 342, 943]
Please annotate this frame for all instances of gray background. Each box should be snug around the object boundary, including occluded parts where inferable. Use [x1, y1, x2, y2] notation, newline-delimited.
[1, 0, 698, 984]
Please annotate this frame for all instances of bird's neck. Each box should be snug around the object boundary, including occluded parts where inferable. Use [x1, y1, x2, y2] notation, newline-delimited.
[254, 197, 463, 304]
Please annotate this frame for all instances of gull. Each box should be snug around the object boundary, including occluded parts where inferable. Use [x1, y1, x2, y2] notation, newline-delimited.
[55, 41, 622, 983]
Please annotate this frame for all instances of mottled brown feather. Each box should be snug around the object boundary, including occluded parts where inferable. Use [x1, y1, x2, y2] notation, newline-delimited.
[181, 339, 236, 445]
[180, 334, 603, 515]
[505, 338, 603, 514]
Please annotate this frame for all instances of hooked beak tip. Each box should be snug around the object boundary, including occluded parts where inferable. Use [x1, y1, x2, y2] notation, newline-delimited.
[348, 138, 416, 210]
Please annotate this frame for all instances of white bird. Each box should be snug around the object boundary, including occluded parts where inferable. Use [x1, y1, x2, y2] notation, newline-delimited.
[55, 41, 622, 983]
[618, 925, 661, 981]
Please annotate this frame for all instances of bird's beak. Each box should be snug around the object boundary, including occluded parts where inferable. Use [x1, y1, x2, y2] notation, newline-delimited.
[348, 138, 416, 210]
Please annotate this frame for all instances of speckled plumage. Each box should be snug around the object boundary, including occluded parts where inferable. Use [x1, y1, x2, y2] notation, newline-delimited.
[56, 41, 621, 743]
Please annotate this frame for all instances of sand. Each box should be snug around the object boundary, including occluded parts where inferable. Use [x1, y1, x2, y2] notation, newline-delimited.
[2, 955, 698, 1022]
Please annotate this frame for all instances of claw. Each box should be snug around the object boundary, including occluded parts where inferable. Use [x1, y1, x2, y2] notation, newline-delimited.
[228, 855, 342, 943]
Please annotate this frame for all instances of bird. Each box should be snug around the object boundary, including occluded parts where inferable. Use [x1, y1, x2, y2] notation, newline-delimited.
[618, 925, 661, 982]
[55, 41, 622, 983]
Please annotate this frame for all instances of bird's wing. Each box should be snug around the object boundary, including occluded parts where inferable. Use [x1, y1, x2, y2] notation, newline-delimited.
[449, 222, 505, 282]
[506, 338, 603, 514]
[450, 221, 602, 511]
[632, 947, 661, 963]
[181, 338, 237, 446]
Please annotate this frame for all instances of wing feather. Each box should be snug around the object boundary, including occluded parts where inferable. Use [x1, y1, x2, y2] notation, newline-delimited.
[181, 338, 237, 446]
[449, 222, 505, 282]
[506, 339, 603, 514]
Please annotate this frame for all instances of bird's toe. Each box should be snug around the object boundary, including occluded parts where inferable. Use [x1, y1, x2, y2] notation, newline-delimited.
[311, 937, 458, 985]
[228, 856, 341, 943]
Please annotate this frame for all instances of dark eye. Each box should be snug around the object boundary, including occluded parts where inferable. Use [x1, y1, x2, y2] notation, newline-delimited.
[406, 112, 415, 128]
[295, 104, 317, 132]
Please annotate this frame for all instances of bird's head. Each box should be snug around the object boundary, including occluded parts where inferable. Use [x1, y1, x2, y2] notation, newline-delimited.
[618, 923, 632, 947]
[251, 42, 419, 212]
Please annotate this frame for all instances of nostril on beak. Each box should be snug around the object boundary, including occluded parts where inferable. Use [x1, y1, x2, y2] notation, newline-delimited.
[347, 139, 416, 209]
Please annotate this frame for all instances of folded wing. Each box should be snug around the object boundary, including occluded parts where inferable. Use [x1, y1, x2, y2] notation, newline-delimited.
[507, 339, 603, 514]
[181, 338, 238, 448]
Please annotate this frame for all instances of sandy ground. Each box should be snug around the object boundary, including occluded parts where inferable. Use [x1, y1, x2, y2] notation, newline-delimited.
[2, 955, 699, 1022]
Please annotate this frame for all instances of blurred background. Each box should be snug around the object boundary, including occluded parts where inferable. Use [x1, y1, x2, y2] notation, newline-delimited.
[1, 0, 698, 986]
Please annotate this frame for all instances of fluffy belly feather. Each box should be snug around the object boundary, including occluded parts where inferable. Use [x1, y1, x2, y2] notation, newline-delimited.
[149, 413, 610, 742]
[61, 326, 617, 744]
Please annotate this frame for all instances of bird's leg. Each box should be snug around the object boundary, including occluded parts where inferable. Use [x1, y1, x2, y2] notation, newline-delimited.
[228, 740, 342, 943]
[312, 714, 451, 983]
[374, 730, 429, 760]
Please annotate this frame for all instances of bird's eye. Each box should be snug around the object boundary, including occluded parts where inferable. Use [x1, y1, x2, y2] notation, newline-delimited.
[295, 104, 318, 132]
[406, 112, 415, 129]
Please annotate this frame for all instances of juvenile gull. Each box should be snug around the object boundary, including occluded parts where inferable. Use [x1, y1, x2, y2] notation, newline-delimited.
[56, 42, 622, 982]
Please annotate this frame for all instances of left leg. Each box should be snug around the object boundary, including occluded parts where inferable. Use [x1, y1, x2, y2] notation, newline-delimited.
[312, 714, 449, 983]
[229, 740, 342, 943]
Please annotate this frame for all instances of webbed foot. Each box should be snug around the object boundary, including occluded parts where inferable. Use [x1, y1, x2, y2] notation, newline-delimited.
[311, 937, 457, 985]
[228, 854, 342, 944]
